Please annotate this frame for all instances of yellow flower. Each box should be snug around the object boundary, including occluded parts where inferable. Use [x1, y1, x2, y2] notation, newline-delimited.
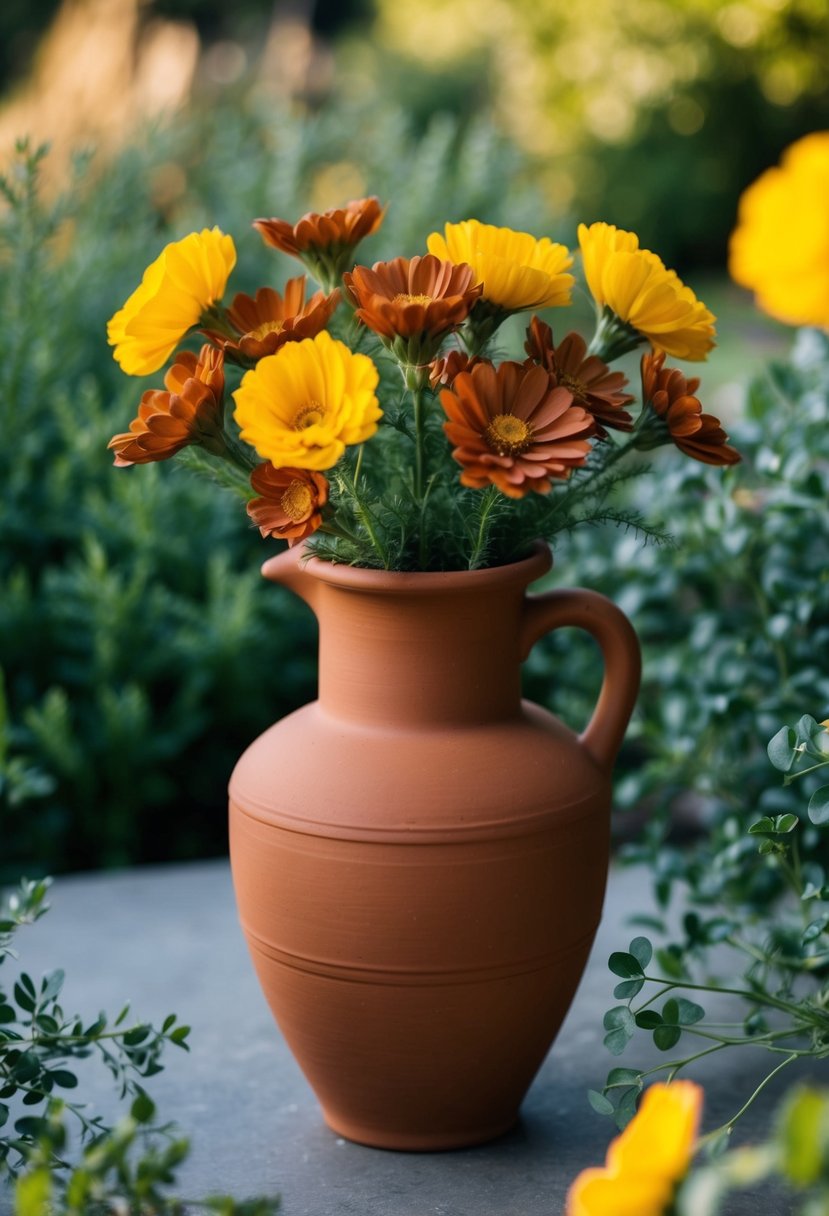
[233, 330, 381, 471]
[107, 228, 237, 376]
[729, 133, 829, 330]
[578, 222, 716, 361]
[426, 219, 573, 311]
[566, 1081, 703, 1216]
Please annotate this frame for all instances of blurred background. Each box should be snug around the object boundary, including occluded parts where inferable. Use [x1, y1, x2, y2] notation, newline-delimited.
[1, 0, 828, 878]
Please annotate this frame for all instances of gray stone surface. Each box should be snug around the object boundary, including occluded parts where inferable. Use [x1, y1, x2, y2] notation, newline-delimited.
[0, 860, 818, 1214]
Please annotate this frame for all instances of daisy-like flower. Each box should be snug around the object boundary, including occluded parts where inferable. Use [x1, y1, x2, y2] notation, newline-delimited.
[253, 197, 385, 290]
[729, 132, 829, 329]
[247, 463, 329, 545]
[107, 228, 236, 377]
[566, 1081, 702, 1216]
[429, 349, 487, 390]
[233, 330, 381, 471]
[201, 278, 340, 365]
[440, 361, 594, 497]
[428, 220, 573, 313]
[108, 345, 226, 466]
[578, 222, 716, 363]
[638, 352, 740, 466]
[344, 254, 482, 379]
[524, 316, 634, 438]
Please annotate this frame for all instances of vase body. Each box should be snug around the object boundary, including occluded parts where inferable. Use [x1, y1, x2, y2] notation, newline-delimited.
[229, 543, 640, 1151]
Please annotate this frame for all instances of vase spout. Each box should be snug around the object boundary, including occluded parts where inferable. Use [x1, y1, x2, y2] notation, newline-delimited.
[261, 546, 320, 614]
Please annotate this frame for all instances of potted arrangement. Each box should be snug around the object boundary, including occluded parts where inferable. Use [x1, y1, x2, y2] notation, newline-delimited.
[107, 201, 737, 1149]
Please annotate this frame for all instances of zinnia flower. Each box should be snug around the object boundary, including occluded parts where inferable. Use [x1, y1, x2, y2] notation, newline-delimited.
[440, 361, 593, 497]
[107, 228, 236, 376]
[202, 278, 340, 364]
[566, 1081, 703, 1216]
[578, 222, 716, 362]
[233, 330, 381, 471]
[639, 352, 740, 466]
[253, 197, 385, 289]
[343, 254, 482, 371]
[729, 132, 829, 329]
[524, 316, 634, 437]
[247, 463, 329, 544]
[108, 345, 226, 466]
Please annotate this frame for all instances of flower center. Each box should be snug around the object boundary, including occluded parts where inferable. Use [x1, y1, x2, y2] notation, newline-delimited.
[393, 292, 434, 307]
[293, 400, 326, 430]
[249, 320, 284, 341]
[484, 413, 533, 456]
[558, 371, 589, 405]
[280, 481, 314, 521]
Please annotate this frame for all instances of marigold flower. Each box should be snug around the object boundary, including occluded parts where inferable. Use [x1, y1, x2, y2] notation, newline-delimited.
[640, 352, 740, 466]
[427, 219, 574, 312]
[254, 198, 385, 288]
[566, 1081, 702, 1216]
[344, 255, 482, 369]
[524, 317, 634, 437]
[247, 463, 329, 544]
[440, 361, 593, 497]
[578, 222, 716, 361]
[202, 278, 340, 364]
[729, 133, 829, 329]
[107, 228, 236, 377]
[233, 330, 381, 471]
[108, 345, 226, 466]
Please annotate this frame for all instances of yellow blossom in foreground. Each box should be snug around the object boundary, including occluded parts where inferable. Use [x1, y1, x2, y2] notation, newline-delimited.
[233, 330, 381, 471]
[107, 228, 237, 377]
[578, 222, 716, 361]
[729, 133, 829, 329]
[427, 219, 573, 311]
[566, 1081, 703, 1216]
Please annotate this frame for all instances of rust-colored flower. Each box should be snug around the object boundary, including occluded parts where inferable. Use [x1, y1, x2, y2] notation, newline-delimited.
[246, 463, 329, 544]
[524, 317, 634, 438]
[108, 345, 226, 466]
[345, 255, 481, 339]
[429, 349, 487, 390]
[254, 198, 385, 289]
[202, 278, 340, 364]
[440, 361, 594, 497]
[640, 352, 741, 466]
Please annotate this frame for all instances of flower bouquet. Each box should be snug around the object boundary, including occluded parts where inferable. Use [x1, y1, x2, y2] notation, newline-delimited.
[107, 200, 739, 571]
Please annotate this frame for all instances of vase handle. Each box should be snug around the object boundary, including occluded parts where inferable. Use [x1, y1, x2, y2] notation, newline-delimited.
[520, 589, 641, 772]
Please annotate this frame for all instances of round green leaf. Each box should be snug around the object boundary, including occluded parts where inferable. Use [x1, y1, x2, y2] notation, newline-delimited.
[676, 999, 705, 1025]
[635, 1010, 662, 1029]
[808, 786, 829, 826]
[629, 937, 653, 970]
[587, 1089, 615, 1116]
[608, 952, 644, 979]
[767, 725, 796, 771]
[613, 978, 645, 1000]
[662, 998, 680, 1025]
[653, 1024, 682, 1051]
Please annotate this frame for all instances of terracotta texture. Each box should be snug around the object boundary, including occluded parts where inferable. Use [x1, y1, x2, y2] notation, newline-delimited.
[229, 542, 641, 1151]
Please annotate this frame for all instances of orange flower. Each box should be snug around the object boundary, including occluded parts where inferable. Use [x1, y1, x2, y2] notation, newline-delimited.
[254, 197, 385, 288]
[246, 463, 329, 544]
[440, 361, 594, 497]
[640, 352, 741, 467]
[566, 1081, 703, 1216]
[202, 278, 340, 364]
[429, 349, 487, 390]
[108, 345, 226, 466]
[524, 317, 634, 438]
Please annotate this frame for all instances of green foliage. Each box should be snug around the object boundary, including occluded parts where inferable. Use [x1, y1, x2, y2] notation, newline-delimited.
[592, 715, 829, 1141]
[0, 879, 279, 1214]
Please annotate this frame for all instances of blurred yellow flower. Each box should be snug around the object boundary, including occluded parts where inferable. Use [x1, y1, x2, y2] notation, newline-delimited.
[729, 132, 829, 329]
[578, 222, 716, 361]
[566, 1081, 702, 1216]
[107, 228, 237, 377]
[426, 219, 573, 311]
[233, 330, 381, 471]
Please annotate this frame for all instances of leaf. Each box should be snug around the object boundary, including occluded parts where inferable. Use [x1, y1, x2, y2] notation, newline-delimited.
[773, 814, 799, 834]
[587, 1089, 615, 1116]
[0, 1102, 8, 1128]
[628, 937, 653, 970]
[170, 1025, 191, 1048]
[613, 978, 644, 1000]
[675, 999, 705, 1025]
[802, 915, 829, 945]
[48, 1070, 77, 1089]
[122, 1025, 150, 1047]
[607, 1067, 642, 1089]
[608, 952, 643, 980]
[778, 1087, 828, 1185]
[13, 982, 36, 1014]
[39, 969, 64, 1002]
[808, 786, 829, 826]
[0, 1004, 15, 1024]
[655, 947, 684, 979]
[748, 817, 775, 836]
[162, 1013, 177, 1033]
[12, 1166, 51, 1216]
[635, 1010, 662, 1029]
[616, 1087, 639, 1129]
[662, 998, 680, 1025]
[767, 725, 797, 771]
[653, 1024, 682, 1051]
[131, 1090, 156, 1123]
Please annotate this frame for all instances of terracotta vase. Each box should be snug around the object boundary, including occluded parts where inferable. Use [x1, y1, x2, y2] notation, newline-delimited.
[229, 541, 640, 1151]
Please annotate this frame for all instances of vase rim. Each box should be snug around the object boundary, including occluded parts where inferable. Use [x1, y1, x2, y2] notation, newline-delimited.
[292, 540, 553, 594]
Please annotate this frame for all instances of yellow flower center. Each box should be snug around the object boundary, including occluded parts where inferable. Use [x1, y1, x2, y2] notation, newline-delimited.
[393, 293, 434, 307]
[249, 320, 284, 341]
[559, 371, 588, 405]
[280, 481, 314, 521]
[294, 400, 326, 429]
[484, 413, 533, 456]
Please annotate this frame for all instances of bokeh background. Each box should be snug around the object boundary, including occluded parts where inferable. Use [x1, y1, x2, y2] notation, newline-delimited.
[2, 0, 828, 879]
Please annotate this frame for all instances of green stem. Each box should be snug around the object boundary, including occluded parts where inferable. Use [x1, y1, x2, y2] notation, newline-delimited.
[467, 485, 500, 570]
[221, 431, 258, 473]
[412, 386, 426, 501]
[784, 759, 829, 783]
[640, 975, 803, 1018]
[700, 1053, 800, 1141]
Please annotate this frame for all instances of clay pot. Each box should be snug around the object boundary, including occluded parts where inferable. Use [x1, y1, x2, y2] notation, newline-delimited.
[229, 542, 640, 1151]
